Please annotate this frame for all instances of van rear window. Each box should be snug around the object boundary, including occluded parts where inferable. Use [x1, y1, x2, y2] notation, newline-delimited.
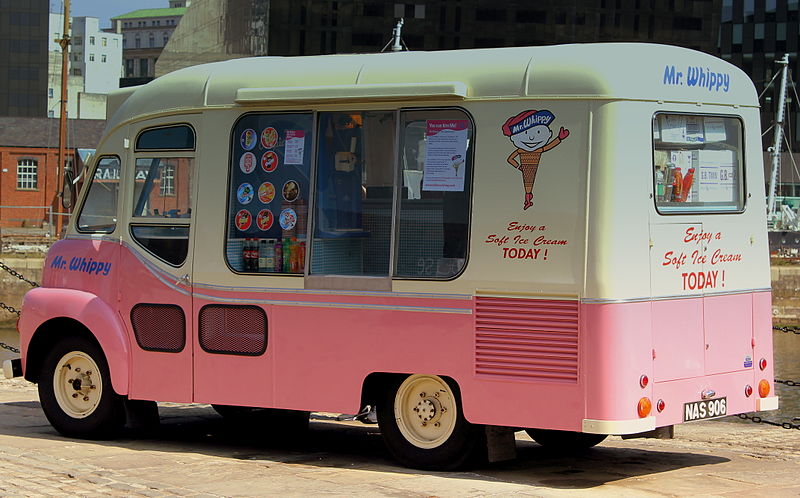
[652, 114, 744, 213]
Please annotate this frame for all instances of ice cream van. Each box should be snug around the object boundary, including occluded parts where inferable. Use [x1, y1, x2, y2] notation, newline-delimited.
[6, 43, 777, 470]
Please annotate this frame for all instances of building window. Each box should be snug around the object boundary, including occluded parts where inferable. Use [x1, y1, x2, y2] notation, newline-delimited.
[160, 164, 175, 196]
[72, 68, 82, 76]
[125, 59, 135, 77]
[101, 54, 107, 63]
[123, 38, 127, 48]
[48, 88, 54, 98]
[74, 36, 83, 45]
[101, 37, 107, 46]
[89, 36, 95, 45]
[48, 110, 54, 118]
[17, 159, 38, 190]
[149, 33, 155, 47]
[89, 53, 95, 61]
[140, 58, 149, 77]
[135, 37, 141, 48]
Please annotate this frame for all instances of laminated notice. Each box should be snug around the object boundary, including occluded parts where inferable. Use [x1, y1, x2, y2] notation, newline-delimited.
[422, 120, 469, 192]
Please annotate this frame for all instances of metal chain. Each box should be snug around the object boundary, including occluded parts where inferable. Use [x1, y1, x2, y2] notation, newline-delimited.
[0, 302, 20, 317]
[773, 325, 800, 334]
[0, 341, 19, 354]
[737, 413, 800, 430]
[776, 379, 800, 387]
[0, 261, 39, 287]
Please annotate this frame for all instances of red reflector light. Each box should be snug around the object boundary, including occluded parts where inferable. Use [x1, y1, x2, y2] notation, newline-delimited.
[758, 380, 770, 398]
[759, 358, 767, 371]
[639, 375, 649, 388]
[745, 385, 753, 397]
[637, 397, 652, 418]
[656, 399, 665, 412]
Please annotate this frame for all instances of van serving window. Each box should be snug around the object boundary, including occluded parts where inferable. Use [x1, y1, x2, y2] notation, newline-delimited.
[136, 125, 195, 151]
[224, 108, 472, 279]
[652, 113, 744, 213]
[225, 113, 313, 274]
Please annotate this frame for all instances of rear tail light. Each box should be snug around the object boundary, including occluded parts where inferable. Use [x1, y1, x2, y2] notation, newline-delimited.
[759, 358, 767, 371]
[637, 397, 652, 418]
[639, 375, 649, 388]
[758, 380, 770, 398]
[656, 399, 665, 412]
[745, 385, 753, 397]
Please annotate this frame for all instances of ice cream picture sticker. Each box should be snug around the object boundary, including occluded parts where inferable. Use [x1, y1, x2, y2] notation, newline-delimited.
[240, 152, 256, 174]
[503, 110, 569, 210]
[261, 127, 278, 149]
[240, 129, 257, 151]
[235, 209, 252, 231]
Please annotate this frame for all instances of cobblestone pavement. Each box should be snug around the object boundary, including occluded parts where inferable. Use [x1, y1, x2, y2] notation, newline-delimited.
[0, 376, 799, 497]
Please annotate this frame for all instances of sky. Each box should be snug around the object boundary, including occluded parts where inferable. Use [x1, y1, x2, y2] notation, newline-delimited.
[49, 0, 169, 29]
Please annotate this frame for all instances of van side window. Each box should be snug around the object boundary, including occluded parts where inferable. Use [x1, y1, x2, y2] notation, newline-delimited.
[396, 110, 472, 278]
[311, 111, 395, 276]
[136, 125, 195, 150]
[130, 124, 195, 267]
[652, 114, 744, 213]
[132, 158, 194, 218]
[225, 113, 313, 273]
[77, 156, 121, 233]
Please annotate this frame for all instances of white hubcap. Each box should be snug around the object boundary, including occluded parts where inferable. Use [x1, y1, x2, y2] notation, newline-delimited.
[53, 351, 102, 419]
[394, 375, 457, 449]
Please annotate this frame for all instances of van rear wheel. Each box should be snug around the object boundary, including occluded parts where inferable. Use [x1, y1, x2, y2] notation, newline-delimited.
[38, 337, 125, 439]
[525, 428, 607, 450]
[377, 374, 484, 470]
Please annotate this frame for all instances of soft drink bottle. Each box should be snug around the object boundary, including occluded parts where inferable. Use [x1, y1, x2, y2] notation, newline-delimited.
[672, 167, 683, 202]
[258, 239, 267, 272]
[274, 239, 283, 272]
[283, 238, 291, 272]
[265, 239, 275, 271]
[241, 238, 250, 271]
[681, 167, 695, 202]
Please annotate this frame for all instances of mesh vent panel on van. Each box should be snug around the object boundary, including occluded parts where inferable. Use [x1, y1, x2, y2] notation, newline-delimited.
[199, 305, 267, 356]
[131, 304, 186, 353]
[475, 297, 579, 383]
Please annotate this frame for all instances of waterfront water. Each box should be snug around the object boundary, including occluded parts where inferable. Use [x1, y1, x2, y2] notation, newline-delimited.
[1, 325, 798, 424]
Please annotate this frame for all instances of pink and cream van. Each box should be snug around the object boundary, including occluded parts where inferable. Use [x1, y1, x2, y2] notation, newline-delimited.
[6, 43, 777, 470]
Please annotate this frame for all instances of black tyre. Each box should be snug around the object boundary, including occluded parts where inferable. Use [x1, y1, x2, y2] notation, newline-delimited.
[377, 374, 484, 471]
[525, 428, 607, 450]
[38, 337, 125, 439]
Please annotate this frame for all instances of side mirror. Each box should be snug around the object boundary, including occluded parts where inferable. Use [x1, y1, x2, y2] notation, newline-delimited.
[62, 169, 75, 210]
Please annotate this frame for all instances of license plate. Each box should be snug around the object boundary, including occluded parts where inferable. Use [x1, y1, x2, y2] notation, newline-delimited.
[683, 397, 727, 422]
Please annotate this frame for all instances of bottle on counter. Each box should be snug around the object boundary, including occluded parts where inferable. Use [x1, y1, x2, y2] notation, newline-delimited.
[258, 239, 268, 272]
[671, 167, 683, 202]
[681, 167, 695, 202]
[264, 239, 275, 271]
[274, 239, 283, 273]
[283, 238, 292, 273]
[298, 241, 306, 271]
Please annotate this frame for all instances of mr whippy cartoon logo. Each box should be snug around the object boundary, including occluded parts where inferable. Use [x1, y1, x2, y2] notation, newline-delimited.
[503, 110, 569, 210]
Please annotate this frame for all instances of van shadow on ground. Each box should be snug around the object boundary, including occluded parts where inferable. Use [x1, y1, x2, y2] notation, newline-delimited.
[0, 400, 729, 490]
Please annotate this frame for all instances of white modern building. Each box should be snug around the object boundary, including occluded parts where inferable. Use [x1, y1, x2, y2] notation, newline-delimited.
[47, 14, 123, 119]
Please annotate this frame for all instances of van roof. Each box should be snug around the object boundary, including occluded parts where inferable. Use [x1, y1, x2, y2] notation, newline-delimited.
[107, 43, 757, 129]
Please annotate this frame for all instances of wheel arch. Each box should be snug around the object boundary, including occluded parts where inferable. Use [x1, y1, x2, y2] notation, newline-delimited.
[360, 372, 464, 409]
[20, 288, 130, 395]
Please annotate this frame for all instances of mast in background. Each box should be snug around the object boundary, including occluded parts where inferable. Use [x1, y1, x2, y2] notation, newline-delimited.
[55, 0, 71, 237]
[767, 53, 790, 223]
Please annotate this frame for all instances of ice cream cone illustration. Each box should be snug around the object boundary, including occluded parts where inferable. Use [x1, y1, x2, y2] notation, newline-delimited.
[502, 110, 569, 210]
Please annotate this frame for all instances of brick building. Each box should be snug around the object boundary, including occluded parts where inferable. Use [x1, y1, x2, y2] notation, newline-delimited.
[0, 117, 104, 229]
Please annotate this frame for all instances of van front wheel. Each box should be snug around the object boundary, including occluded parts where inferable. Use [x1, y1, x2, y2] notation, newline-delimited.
[377, 374, 484, 470]
[38, 337, 125, 439]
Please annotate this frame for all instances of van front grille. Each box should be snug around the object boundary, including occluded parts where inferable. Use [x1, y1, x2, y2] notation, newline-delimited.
[475, 297, 579, 383]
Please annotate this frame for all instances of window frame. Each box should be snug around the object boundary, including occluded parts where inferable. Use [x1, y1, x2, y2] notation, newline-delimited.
[222, 107, 475, 282]
[16, 158, 38, 190]
[223, 111, 316, 276]
[651, 112, 747, 215]
[75, 155, 121, 234]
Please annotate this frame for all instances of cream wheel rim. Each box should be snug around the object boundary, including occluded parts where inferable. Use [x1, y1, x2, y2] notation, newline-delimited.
[394, 375, 457, 449]
[52, 351, 103, 419]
